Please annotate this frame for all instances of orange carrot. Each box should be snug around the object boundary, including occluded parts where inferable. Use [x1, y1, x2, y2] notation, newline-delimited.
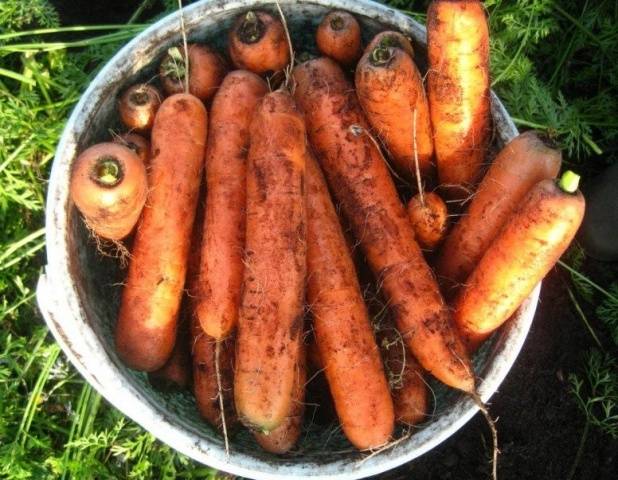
[454, 172, 585, 350]
[228, 11, 290, 75]
[380, 326, 428, 426]
[436, 131, 562, 296]
[159, 44, 227, 102]
[316, 11, 362, 67]
[118, 83, 161, 134]
[427, 0, 490, 199]
[407, 191, 447, 251]
[253, 347, 306, 454]
[234, 91, 307, 431]
[305, 152, 394, 450]
[195, 70, 268, 340]
[70, 142, 147, 241]
[148, 315, 191, 390]
[293, 57, 474, 393]
[366, 31, 414, 59]
[356, 42, 434, 179]
[113, 132, 150, 166]
[115, 93, 207, 371]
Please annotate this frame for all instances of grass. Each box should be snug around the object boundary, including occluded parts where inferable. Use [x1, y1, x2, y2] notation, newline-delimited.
[0, 0, 616, 478]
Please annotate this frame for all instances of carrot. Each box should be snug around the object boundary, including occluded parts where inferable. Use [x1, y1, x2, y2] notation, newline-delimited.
[380, 326, 428, 426]
[253, 347, 306, 454]
[234, 91, 307, 431]
[427, 0, 490, 199]
[305, 152, 394, 450]
[118, 83, 161, 134]
[191, 316, 237, 430]
[70, 142, 147, 241]
[293, 58, 474, 393]
[407, 191, 447, 251]
[436, 131, 562, 296]
[356, 42, 434, 179]
[454, 171, 586, 350]
[115, 93, 207, 371]
[228, 11, 290, 75]
[365, 31, 414, 59]
[195, 70, 268, 340]
[159, 44, 227, 102]
[316, 11, 362, 67]
[113, 132, 150, 166]
[148, 315, 191, 390]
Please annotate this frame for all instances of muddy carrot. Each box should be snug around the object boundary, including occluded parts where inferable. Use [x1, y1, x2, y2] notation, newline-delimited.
[407, 191, 447, 251]
[366, 31, 414, 59]
[118, 83, 161, 134]
[316, 11, 362, 67]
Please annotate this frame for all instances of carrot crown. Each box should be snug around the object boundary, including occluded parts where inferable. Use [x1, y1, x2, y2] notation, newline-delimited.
[329, 15, 345, 31]
[558, 170, 580, 194]
[129, 89, 151, 107]
[238, 11, 265, 44]
[91, 156, 123, 187]
[370, 46, 394, 66]
[161, 47, 186, 83]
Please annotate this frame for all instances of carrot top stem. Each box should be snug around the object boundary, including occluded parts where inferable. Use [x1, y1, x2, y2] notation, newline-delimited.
[370, 46, 394, 66]
[239, 11, 264, 44]
[161, 47, 186, 83]
[91, 156, 123, 187]
[129, 90, 150, 106]
[330, 15, 344, 30]
[558, 170, 581, 193]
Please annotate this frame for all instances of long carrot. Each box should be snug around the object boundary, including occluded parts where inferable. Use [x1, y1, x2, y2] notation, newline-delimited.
[436, 131, 562, 296]
[70, 142, 147, 241]
[195, 70, 268, 340]
[305, 151, 394, 450]
[234, 91, 307, 432]
[228, 11, 290, 75]
[148, 315, 191, 390]
[316, 11, 362, 67]
[293, 57, 474, 393]
[115, 93, 207, 371]
[454, 172, 585, 350]
[427, 0, 490, 199]
[356, 37, 433, 179]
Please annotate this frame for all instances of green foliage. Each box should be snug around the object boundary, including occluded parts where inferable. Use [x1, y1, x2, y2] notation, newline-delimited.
[596, 283, 618, 347]
[569, 350, 618, 439]
[0, 0, 59, 31]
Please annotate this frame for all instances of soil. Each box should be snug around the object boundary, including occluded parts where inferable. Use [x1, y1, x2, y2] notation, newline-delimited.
[48, 1, 618, 478]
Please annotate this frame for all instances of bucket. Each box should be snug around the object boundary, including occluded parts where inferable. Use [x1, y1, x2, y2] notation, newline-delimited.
[37, 1, 537, 478]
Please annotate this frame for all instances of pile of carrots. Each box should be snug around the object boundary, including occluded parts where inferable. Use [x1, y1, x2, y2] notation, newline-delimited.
[69, 0, 585, 460]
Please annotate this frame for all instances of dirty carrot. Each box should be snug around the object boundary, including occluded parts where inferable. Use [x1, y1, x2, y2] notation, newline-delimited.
[316, 11, 362, 67]
[159, 44, 227, 101]
[306, 151, 394, 450]
[70, 142, 147, 241]
[118, 83, 161, 134]
[407, 191, 447, 251]
[293, 57, 474, 393]
[427, 0, 490, 199]
[228, 11, 290, 75]
[436, 131, 562, 296]
[454, 171, 586, 350]
[234, 91, 307, 432]
[195, 70, 267, 340]
[115, 93, 207, 371]
[356, 41, 434, 179]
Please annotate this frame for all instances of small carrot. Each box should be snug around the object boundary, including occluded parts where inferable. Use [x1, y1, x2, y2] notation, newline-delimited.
[70, 142, 147, 241]
[113, 132, 150, 166]
[234, 91, 307, 432]
[253, 347, 306, 454]
[407, 191, 447, 251]
[316, 11, 362, 67]
[117, 83, 161, 134]
[436, 131, 562, 297]
[427, 0, 490, 199]
[305, 151, 394, 450]
[115, 93, 207, 372]
[356, 41, 434, 179]
[454, 171, 586, 350]
[365, 31, 414, 59]
[196, 70, 268, 340]
[380, 326, 428, 426]
[293, 58, 474, 393]
[159, 44, 227, 102]
[228, 11, 290, 75]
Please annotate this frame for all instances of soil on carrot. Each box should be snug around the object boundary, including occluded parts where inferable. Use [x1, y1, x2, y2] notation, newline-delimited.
[379, 268, 617, 480]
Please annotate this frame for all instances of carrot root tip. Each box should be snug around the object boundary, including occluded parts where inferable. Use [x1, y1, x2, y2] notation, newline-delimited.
[91, 156, 123, 187]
